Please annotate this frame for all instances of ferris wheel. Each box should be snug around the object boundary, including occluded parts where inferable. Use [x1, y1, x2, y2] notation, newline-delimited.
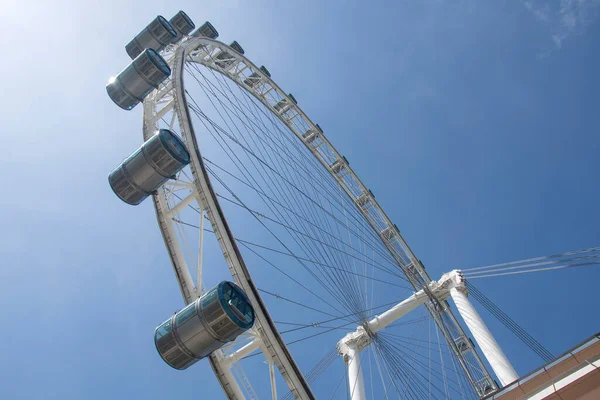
[105, 11, 600, 400]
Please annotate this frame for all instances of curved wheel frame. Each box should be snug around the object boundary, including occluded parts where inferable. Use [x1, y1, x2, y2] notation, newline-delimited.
[142, 37, 495, 399]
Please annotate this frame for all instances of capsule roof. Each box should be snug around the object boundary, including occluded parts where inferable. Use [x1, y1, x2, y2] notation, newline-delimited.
[192, 21, 219, 39]
[145, 48, 171, 76]
[158, 129, 190, 164]
[259, 66, 271, 78]
[229, 41, 245, 55]
[177, 11, 194, 29]
[157, 15, 177, 37]
[170, 11, 195, 37]
[217, 281, 254, 329]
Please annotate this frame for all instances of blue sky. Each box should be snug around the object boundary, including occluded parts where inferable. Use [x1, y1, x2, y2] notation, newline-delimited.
[1, 0, 599, 399]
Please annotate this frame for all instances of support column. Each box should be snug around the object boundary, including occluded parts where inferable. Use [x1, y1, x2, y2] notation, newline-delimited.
[347, 346, 367, 400]
[269, 361, 277, 400]
[339, 285, 432, 400]
[450, 287, 518, 386]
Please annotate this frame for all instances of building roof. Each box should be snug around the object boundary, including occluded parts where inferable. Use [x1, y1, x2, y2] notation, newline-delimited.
[483, 333, 600, 400]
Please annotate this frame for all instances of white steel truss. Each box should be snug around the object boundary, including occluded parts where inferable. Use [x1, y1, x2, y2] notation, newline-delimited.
[338, 270, 518, 399]
[142, 37, 500, 399]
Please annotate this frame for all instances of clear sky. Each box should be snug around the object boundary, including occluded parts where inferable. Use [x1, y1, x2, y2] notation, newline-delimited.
[1, 0, 599, 399]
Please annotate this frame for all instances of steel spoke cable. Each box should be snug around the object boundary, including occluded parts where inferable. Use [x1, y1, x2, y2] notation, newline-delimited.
[373, 336, 424, 400]
[278, 346, 338, 400]
[385, 315, 432, 329]
[381, 332, 453, 353]
[463, 253, 600, 276]
[279, 300, 401, 335]
[241, 236, 407, 287]
[257, 288, 342, 319]
[188, 59, 375, 230]
[465, 261, 600, 279]
[463, 253, 600, 277]
[371, 334, 404, 399]
[218, 188, 398, 281]
[186, 91, 360, 316]
[207, 165, 363, 317]
[373, 337, 429, 400]
[183, 82, 396, 276]
[165, 48, 492, 398]
[434, 320, 451, 399]
[215, 191, 400, 276]
[275, 321, 352, 330]
[327, 366, 348, 400]
[379, 334, 469, 391]
[308, 173, 368, 320]
[229, 82, 382, 311]
[235, 300, 409, 363]
[468, 287, 552, 361]
[466, 281, 554, 362]
[188, 56, 418, 310]
[173, 217, 406, 292]
[179, 55, 475, 398]
[305, 348, 338, 383]
[188, 96, 366, 319]
[285, 322, 357, 345]
[461, 246, 600, 273]
[203, 156, 400, 271]
[186, 64, 385, 244]
[200, 148, 397, 270]
[370, 345, 391, 400]
[165, 188, 353, 316]
[242, 241, 378, 320]
[236, 321, 353, 363]
[377, 333, 469, 398]
[379, 327, 453, 400]
[175, 59, 366, 396]
[401, 310, 428, 398]
[332, 187, 368, 321]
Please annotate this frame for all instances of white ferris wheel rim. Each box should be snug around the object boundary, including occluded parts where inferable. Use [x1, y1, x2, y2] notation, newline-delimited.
[144, 37, 317, 400]
[141, 36, 494, 399]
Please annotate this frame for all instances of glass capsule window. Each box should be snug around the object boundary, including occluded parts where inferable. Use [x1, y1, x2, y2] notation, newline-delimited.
[155, 319, 172, 339]
[175, 302, 197, 326]
[200, 286, 218, 308]
[223, 282, 254, 324]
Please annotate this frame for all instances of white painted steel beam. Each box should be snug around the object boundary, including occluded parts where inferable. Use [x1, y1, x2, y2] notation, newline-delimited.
[347, 346, 367, 400]
[368, 289, 429, 333]
[338, 270, 518, 398]
[450, 286, 518, 386]
[224, 339, 262, 366]
[147, 35, 500, 399]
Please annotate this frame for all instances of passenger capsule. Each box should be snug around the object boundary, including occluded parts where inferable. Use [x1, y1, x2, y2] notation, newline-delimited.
[155, 281, 255, 370]
[125, 15, 177, 59]
[108, 129, 190, 205]
[243, 66, 271, 88]
[229, 40, 245, 54]
[106, 48, 171, 110]
[169, 11, 195, 43]
[214, 41, 245, 69]
[191, 21, 219, 39]
[259, 66, 271, 78]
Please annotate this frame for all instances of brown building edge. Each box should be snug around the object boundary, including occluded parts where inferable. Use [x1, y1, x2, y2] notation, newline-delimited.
[483, 333, 600, 399]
